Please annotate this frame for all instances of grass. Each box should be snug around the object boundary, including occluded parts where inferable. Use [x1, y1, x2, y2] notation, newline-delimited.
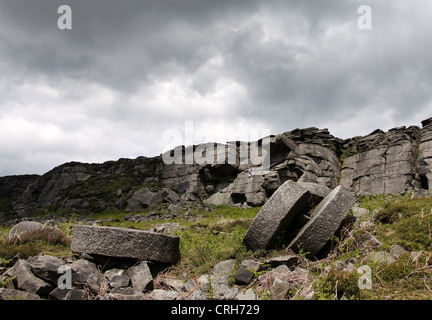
[1, 194, 432, 300]
[0, 226, 72, 260]
[310, 193, 432, 300]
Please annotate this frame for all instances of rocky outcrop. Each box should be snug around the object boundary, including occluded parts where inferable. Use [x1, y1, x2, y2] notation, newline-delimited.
[0, 118, 431, 221]
[340, 126, 421, 194]
[417, 117, 432, 190]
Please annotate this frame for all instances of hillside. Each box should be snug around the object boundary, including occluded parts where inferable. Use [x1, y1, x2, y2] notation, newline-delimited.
[1, 192, 431, 300]
[0, 117, 431, 224]
[0, 118, 431, 301]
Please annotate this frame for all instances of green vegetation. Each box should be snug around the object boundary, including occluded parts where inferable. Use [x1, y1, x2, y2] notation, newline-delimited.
[1, 194, 432, 300]
[0, 226, 71, 260]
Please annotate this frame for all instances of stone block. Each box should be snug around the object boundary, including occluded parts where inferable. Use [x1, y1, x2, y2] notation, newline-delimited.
[288, 185, 356, 258]
[71, 225, 180, 263]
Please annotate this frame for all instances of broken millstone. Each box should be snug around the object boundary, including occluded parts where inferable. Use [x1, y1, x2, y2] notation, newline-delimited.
[288, 185, 356, 258]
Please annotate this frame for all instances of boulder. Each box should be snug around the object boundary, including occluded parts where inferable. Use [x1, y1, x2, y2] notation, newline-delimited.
[266, 255, 299, 269]
[71, 225, 180, 263]
[297, 182, 332, 202]
[7, 221, 45, 240]
[243, 180, 312, 251]
[270, 278, 293, 300]
[10, 259, 52, 296]
[127, 261, 153, 293]
[288, 185, 356, 258]
[70, 259, 101, 293]
[27, 255, 65, 285]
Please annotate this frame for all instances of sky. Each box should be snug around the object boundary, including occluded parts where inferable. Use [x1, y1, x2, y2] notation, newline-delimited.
[1, 0, 432, 176]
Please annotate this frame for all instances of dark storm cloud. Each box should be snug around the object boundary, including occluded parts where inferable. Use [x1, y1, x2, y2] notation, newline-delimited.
[0, 0, 432, 175]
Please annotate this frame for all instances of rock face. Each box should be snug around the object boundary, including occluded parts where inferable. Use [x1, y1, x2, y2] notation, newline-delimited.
[417, 118, 432, 190]
[340, 126, 421, 194]
[0, 118, 432, 221]
[71, 225, 180, 263]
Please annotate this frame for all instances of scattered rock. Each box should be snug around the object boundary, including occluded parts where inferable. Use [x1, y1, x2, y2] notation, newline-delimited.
[390, 244, 407, 259]
[212, 259, 235, 277]
[368, 251, 396, 264]
[235, 288, 259, 300]
[10, 259, 52, 296]
[27, 255, 65, 285]
[270, 278, 293, 300]
[0, 288, 41, 300]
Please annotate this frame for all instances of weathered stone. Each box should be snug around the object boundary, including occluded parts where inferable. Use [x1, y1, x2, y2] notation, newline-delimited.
[390, 245, 407, 260]
[0, 288, 41, 300]
[7, 221, 45, 240]
[235, 260, 261, 285]
[369, 251, 395, 264]
[48, 287, 70, 300]
[243, 180, 311, 251]
[70, 259, 101, 293]
[297, 182, 332, 202]
[288, 185, 356, 258]
[258, 265, 290, 282]
[107, 286, 146, 300]
[211, 275, 239, 300]
[109, 274, 131, 289]
[182, 279, 197, 292]
[127, 261, 153, 293]
[231, 172, 266, 206]
[418, 117, 432, 189]
[162, 278, 185, 292]
[11, 259, 52, 296]
[27, 255, 65, 285]
[153, 223, 183, 235]
[212, 259, 235, 276]
[126, 187, 179, 211]
[235, 288, 259, 300]
[65, 288, 88, 300]
[270, 278, 293, 300]
[150, 289, 180, 300]
[266, 255, 299, 268]
[341, 126, 421, 194]
[71, 225, 180, 263]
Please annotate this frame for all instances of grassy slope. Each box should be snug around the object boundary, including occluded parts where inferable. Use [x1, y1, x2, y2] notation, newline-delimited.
[1, 195, 432, 299]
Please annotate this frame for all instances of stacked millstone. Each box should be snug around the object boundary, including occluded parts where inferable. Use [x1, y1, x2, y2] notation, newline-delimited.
[243, 180, 356, 259]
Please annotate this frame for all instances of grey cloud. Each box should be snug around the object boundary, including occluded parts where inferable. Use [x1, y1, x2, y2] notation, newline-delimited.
[0, 0, 432, 175]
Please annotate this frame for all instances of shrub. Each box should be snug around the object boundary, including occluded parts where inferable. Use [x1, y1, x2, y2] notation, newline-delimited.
[7, 227, 71, 246]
